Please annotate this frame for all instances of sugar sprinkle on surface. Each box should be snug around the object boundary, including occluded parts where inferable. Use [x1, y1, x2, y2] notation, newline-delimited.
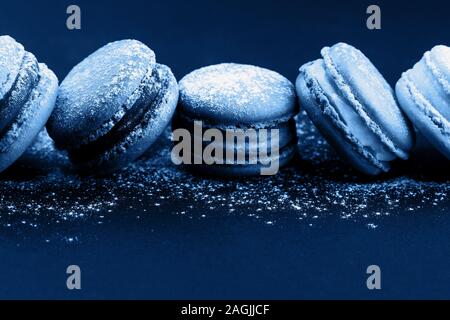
[1, 112, 449, 242]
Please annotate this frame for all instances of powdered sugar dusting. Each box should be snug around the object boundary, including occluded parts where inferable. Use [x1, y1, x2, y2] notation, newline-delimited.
[179, 63, 297, 124]
[0, 51, 40, 133]
[0, 35, 25, 100]
[78, 64, 179, 173]
[426, 46, 450, 96]
[1, 113, 449, 242]
[49, 39, 156, 146]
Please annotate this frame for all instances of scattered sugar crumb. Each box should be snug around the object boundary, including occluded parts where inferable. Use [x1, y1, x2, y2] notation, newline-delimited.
[0, 112, 449, 241]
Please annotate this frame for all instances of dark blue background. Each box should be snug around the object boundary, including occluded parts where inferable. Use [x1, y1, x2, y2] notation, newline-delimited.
[3, 0, 449, 86]
[1, 0, 450, 299]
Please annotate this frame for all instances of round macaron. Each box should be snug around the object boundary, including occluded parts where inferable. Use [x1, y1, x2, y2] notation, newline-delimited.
[296, 42, 414, 175]
[47, 39, 179, 174]
[173, 63, 299, 176]
[0, 35, 58, 173]
[396, 45, 450, 159]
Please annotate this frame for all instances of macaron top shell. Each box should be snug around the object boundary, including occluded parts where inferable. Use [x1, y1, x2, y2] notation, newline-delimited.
[178, 63, 298, 126]
[0, 36, 26, 101]
[321, 43, 413, 156]
[49, 39, 156, 147]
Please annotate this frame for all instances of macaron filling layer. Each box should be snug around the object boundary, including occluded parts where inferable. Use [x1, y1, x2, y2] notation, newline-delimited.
[69, 64, 170, 164]
[173, 112, 296, 152]
[321, 47, 409, 160]
[174, 111, 297, 131]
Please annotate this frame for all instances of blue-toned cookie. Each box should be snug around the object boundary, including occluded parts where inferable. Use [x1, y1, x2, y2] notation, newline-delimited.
[47, 39, 179, 174]
[396, 45, 450, 159]
[173, 63, 299, 176]
[0, 36, 58, 173]
[296, 43, 414, 175]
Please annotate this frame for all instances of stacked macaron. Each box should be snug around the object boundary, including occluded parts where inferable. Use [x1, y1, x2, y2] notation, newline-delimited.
[296, 43, 415, 175]
[0, 36, 58, 173]
[173, 63, 299, 176]
[47, 39, 179, 174]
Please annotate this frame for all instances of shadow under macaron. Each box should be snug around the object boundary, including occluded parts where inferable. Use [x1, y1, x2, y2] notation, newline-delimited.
[397, 131, 450, 182]
[1, 129, 72, 181]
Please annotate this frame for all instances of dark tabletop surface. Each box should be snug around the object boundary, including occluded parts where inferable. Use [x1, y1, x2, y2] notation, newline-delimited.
[0, 0, 449, 299]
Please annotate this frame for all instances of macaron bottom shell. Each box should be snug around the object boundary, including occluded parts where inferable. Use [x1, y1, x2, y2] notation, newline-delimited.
[173, 113, 297, 153]
[176, 141, 297, 177]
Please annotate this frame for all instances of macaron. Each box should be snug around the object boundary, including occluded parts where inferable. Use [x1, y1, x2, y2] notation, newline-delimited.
[173, 63, 299, 176]
[0, 35, 58, 173]
[47, 39, 179, 174]
[396, 45, 450, 159]
[296, 43, 414, 175]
